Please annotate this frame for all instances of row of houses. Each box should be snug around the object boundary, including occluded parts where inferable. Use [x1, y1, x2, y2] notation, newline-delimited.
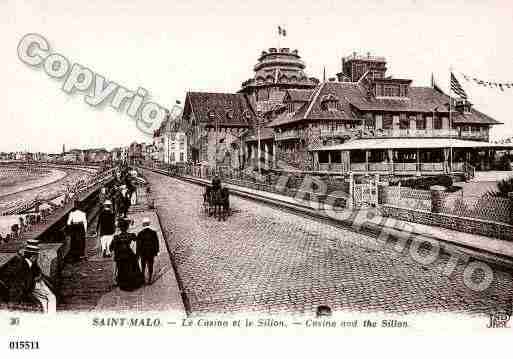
[0, 148, 111, 163]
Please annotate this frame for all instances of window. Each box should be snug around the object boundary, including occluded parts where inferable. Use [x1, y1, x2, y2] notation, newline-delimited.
[180, 152, 184, 162]
[433, 117, 443, 129]
[365, 114, 375, 129]
[374, 84, 382, 96]
[399, 85, 408, 97]
[258, 88, 269, 101]
[384, 85, 399, 97]
[399, 114, 409, 129]
[383, 114, 393, 129]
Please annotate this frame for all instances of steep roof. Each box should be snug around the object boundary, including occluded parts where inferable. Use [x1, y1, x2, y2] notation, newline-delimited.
[184, 92, 256, 127]
[268, 81, 501, 127]
[286, 89, 314, 102]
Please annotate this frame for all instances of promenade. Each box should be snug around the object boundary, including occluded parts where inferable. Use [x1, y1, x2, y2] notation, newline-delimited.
[144, 169, 512, 316]
[164, 170, 513, 268]
[58, 182, 185, 313]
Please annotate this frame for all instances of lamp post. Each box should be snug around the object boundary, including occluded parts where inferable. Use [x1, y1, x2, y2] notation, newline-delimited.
[256, 111, 263, 175]
[209, 112, 219, 175]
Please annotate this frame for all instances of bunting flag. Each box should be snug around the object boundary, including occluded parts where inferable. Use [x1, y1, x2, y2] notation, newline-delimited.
[450, 72, 468, 99]
[460, 72, 513, 92]
[278, 25, 287, 37]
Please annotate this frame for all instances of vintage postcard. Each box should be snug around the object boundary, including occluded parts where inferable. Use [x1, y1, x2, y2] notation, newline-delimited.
[0, 0, 512, 356]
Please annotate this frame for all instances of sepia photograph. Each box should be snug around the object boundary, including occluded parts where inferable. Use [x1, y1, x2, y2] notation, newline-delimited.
[0, 0, 512, 355]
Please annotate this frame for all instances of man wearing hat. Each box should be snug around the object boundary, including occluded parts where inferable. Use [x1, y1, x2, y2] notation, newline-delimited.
[136, 218, 159, 284]
[96, 200, 116, 257]
[0, 240, 56, 313]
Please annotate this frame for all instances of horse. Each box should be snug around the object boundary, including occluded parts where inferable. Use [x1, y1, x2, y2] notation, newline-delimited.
[219, 187, 230, 220]
[203, 186, 212, 216]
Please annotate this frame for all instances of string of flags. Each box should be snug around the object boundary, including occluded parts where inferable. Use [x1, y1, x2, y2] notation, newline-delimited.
[460, 73, 513, 91]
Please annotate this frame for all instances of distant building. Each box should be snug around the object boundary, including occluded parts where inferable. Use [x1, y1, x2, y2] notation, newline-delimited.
[86, 148, 110, 163]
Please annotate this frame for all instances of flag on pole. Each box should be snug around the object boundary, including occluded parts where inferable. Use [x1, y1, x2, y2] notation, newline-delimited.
[450, 72, 468, 99]
[431, 73, 444, 93]
[278, 26, 287, 37]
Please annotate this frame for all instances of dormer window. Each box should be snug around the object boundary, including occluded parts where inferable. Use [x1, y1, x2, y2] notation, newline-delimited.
[320, 94, 339, 112]
[455, 99, 472, 113]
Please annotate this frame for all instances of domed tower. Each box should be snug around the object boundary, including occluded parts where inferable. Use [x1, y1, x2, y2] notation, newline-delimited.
[240, 48, 319, 113]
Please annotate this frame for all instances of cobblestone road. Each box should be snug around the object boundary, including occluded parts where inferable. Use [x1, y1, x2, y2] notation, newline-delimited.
[146, 171, 512, 316]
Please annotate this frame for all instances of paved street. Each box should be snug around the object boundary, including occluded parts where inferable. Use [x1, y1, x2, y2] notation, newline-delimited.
[146, 170, 512, 316]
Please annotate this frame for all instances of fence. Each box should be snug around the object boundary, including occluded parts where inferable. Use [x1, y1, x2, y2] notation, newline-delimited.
[438, 191, 512, 224]
[379, 186, 431, 211]
[156, 164, 350, 208]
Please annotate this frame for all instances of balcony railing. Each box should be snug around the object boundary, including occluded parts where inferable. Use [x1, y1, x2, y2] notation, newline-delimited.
[459, 131, 489, 141]
[316, 161, 467, 174]
[361, 128, 459, 138]
[360, 128, 490, 141]
[349, 162, 444, 173]
[319, 128, 357, 138]
[275, 130, 300, 141]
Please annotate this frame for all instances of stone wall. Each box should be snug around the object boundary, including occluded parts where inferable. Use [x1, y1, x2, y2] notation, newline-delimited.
[379, 204, 513, 241]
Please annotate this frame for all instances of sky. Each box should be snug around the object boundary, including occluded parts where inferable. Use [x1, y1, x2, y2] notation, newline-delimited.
[1, 0, 513, 153]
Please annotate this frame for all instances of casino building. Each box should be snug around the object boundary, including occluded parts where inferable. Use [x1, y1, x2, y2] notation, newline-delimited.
[182, 47, 319, 169]
[182, 47, 508, 175]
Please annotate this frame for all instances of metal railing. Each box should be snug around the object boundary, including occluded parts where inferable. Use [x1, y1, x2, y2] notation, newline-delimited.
[274, 130, 300, 141]
[361, 128, 459, 138]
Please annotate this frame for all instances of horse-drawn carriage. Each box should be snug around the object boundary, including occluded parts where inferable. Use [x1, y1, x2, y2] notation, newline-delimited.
[203, 177, 231, 221]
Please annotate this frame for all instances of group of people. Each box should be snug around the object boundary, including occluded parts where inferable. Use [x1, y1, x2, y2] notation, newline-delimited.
[96, 167, 159, 290]
[0, 166, 159, 312]
[107, 216, 160, 291]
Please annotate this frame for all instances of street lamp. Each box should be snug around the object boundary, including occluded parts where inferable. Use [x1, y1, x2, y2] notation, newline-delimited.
[255, 111, 263, 175]
[209, 111, 219, 175]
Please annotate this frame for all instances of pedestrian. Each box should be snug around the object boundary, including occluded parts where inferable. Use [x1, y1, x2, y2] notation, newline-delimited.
[109, 217, 144, 291]
[316, 305, 332, 318]
[0, 239, 57, 313]
[136, 218, 159, 284]
[98, 186, 108, 206]
[66, 199, 87, 262]
[96, 200, 116, 257]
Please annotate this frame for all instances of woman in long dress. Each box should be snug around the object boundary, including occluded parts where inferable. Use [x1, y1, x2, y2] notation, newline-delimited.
[109, 218, 144, 291]
[66, 200, 87, 262]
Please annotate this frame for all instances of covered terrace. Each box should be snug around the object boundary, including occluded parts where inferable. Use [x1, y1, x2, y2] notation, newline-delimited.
[310, 138, 513, 175]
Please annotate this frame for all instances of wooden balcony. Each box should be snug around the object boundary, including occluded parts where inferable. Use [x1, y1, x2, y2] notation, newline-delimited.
[459, 131, 489, 141]
[275, 130, 300, 141]
[361, 128, 459, 138]
[319, 128, 356, 138]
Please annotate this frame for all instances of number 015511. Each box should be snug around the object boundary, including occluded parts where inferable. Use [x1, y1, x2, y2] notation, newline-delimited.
[9, 341, 39, 350]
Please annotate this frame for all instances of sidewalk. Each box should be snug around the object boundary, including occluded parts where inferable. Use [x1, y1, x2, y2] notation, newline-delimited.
[175, 173, 513, 268]
[94, 210, 184, 312]
[58, 183, 185, 313]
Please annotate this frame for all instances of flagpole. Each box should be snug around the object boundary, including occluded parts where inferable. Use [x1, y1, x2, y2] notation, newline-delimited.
[449, 65, 453, 173]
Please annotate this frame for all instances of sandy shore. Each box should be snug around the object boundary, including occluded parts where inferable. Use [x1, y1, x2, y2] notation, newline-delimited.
[0, 167, 68, 198]
[0, 166, 94, 213]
